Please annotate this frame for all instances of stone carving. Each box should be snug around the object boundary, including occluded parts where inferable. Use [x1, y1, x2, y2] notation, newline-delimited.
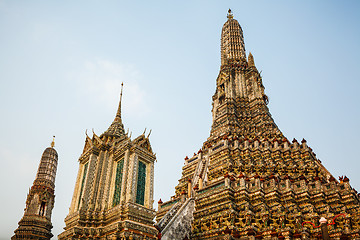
[161, 199, 195, 240]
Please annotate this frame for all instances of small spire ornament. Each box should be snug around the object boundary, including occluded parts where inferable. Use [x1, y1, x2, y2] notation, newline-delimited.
[227, 9, 233, 19]
[51, 136, 55, 148]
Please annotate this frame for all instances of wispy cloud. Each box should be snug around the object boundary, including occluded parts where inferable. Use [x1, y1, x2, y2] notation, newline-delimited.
[73, 59, 150, 118]
[0, 146, 37, 181]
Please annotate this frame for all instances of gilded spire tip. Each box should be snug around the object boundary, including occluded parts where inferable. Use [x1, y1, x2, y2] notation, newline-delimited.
[227, 9, 233, 19]
[51, 136, 55, 148]
[120, 82, 124, 105]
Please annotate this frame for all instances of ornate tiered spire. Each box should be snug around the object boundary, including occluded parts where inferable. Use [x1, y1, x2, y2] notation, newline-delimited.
[210, 10, 282, 141]
[221, 9, 246, 66]
[12, 139, 58, 240]
[60, 84, 157, 239]
[102, 83, 125, 138]
[157, 10, 360, 240]
[34, 143, 58, 189]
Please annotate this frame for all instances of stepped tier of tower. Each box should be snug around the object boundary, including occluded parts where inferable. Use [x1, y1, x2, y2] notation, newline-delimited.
[158, 137, 360, 239]
[156, 10, 360, 240]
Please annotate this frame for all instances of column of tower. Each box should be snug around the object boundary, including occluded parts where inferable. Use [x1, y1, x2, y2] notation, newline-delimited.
[12, 139, 58, 240]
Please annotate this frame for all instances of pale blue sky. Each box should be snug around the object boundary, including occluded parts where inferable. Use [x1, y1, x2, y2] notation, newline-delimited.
[1, 1, 359, 239]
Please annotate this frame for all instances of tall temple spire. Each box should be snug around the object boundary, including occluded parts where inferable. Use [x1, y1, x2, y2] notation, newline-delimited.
[102, 83, 125, 138]
[12, 139, 58, 240]
[60, 82, 157, 239]
[156, 10, 360, 239]
[211, 10, 281, 140]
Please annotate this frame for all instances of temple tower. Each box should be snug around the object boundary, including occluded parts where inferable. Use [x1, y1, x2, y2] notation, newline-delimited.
[12, 138, 58, 240]
[156, 10, 360, 239]
[211, 9, 280, 141]
[59, 84, 157, 240]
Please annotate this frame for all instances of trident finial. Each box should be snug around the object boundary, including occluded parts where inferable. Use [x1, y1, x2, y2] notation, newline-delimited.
[227, 9, 233, 19]
[120, 82, 123, 104]
[51, 136, 55, 148]
[147, 129, 152, 138]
